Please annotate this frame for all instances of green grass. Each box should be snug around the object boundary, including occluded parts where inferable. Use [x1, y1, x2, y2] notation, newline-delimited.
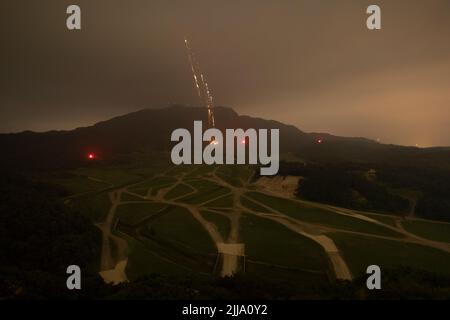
[201, 211, 231, 240]
[150, 183, 173, 197]
[150, 206, 216, 254]
[127, 176, 177, 197]
[134, 176, 177, 190]
[216, 165, 255, 186]
[403, 219, 450, 243]
[126, 165, 168, 178]
[360, 213, 398, 227]
[179, 180, 230, 205]
[185, 166, 217, 178]
[241, 196, 271, 213]
[202, 194, 234, 208]
[245, 192, 404, 238]
[216, 173, 242, 187]
[127, 187, 149, 197]
[216, 167, 242, 187]
[240, 213, 328, 271]
[163, 165, 193, 177]
[182, 187, 230, 205]
[70, 193, 111, 222]
[120, 192, 146, 202]
[116, 202, 168, 226]
[71, 167, 140, 185]
[245, 261, 328, 288]
[164, 183, 194, 200]
[125, 237, 194, 280]
[117, 204, 217, 278]
[330, 233, 450, 277]
[54, 175, 109, 195]
[183, 179, 221, 191]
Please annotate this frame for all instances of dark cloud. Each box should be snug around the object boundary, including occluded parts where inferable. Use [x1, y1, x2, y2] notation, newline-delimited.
[1, 0, 450, 146]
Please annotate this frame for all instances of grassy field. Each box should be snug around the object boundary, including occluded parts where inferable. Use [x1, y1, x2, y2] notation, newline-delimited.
[329, 232, 450, 277]
[403, 219, 450, 243]
[245, 192, 404, 238]
[116, 202, 168, 226]
[72, 167, 141, 185]
[216, 166, 255, 187]
[185, 166, 217, 178]
[54, 175, 109, 195]
[48, 161, 450, 290]
[125, 237, 203, 280]
[245, 261, 329, 288]
[240, 214, 328, 272]
[121, 205, 218, 278]
[241, 196, 272, 213]
[120, 192, 146, 202]
[164, 184, 194, 200]
[180, 180, 231, 205]
[46, 164, 171, 196]
[150, 206, 216, 255]
[133, 176, 177, 190]
[202, 194, 234, 208]
[127, 187, 149, 197]
[358, 212, 398, 227]
[127, 176, 177, 196]
[201, 210, 231, 240]
[70, 192, 111, 222]
[163, 165, 193, 177]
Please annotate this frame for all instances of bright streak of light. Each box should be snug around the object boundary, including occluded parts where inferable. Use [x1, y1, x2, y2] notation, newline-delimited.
[184, 38, 216, 129]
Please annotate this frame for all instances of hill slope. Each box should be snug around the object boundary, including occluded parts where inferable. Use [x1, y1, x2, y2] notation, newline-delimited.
[1, 105, 449, 170]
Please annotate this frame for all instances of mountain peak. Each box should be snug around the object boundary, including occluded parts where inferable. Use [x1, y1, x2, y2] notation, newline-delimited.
[2, 105, 448, 170]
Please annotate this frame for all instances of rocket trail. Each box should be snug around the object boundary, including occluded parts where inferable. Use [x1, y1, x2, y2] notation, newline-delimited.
[184, 39, 203, 101]
[184, 38, 216, 129]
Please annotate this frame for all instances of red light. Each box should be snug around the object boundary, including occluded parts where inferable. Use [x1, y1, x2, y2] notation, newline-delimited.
[317, 139, 323, 144]
[241, 139, 246, 144]
[88, 153, 95, 159]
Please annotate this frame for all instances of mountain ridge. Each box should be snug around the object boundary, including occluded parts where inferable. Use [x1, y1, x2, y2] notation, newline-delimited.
[1, 105, 449, 170]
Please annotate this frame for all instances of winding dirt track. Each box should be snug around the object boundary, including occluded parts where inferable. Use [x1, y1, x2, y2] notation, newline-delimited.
[93, 167, 450, 284]
[97, 190, 129, 284]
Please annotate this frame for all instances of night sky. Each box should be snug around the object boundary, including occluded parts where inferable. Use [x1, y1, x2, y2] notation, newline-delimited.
[2, 0, 450, 146]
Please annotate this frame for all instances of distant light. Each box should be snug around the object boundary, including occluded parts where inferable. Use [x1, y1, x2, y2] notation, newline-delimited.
[241, 139, 246, 144]
[88, 153, 95, 159]
[317, 139, 323, 144]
